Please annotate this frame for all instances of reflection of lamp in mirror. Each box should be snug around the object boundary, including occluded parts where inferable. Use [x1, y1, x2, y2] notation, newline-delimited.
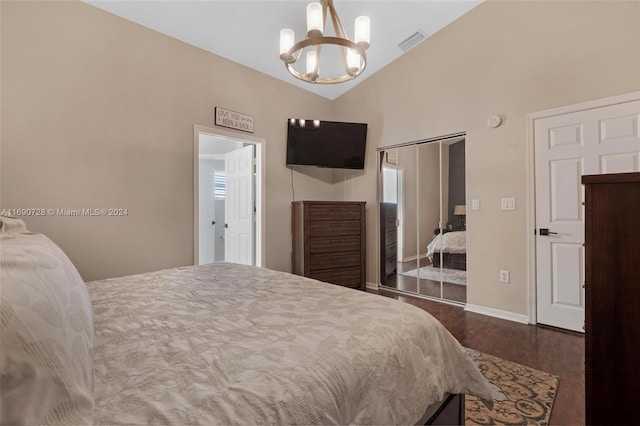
[453, 204, 466, 229]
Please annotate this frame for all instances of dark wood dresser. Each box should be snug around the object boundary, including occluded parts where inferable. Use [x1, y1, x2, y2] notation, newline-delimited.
[292, 201, 366, 290]
[583, 172, 640, 425]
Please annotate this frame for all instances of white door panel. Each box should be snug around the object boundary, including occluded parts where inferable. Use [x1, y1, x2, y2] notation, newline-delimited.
[198, 159, 216, 264]
[535, 99, 640, 332]
[600, 152, 639, 173]
[549, 158, 583, 223]
[224, 145, 254, 265]
[550, 243, 583, 308]
[599, 111, 638, 144]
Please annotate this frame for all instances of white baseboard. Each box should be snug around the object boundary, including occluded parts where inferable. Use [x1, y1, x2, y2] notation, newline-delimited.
[365, 281, 379, 291]
[402, 252, 427, 263]
[464, 304, 529, 324]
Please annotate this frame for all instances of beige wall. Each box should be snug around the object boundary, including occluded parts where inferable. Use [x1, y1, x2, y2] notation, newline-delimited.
[397, 142, 442, 260]
[0, 1, 335, 281]
[2, 1, 639, 318]
[421, 142, 446, 250]
[332, 0, 640, 315]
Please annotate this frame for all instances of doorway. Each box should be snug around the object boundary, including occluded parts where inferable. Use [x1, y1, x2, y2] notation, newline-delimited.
[194, 125, 265, 267]
[528, 92, 640, 332]
[381, 163, 403, 261]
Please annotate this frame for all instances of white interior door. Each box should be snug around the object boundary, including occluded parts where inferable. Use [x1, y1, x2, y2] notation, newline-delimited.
[198, 158, 216, 264]
[535, 99, 640, 332]
[224, 145, 255, 265]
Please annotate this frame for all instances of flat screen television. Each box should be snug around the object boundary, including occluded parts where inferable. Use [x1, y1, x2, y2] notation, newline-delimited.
[286, 119, 368, 170]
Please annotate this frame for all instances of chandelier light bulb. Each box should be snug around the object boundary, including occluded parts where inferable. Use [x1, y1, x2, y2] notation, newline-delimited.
[347, 48, 360, 75]
[306, 2, 323, 38]
[299, 119, 306, 128]
[354, 16, 370, 49]
[313, 119, 320, 128]
[279, 28, 295, 61]
[306, 50, 319, 81]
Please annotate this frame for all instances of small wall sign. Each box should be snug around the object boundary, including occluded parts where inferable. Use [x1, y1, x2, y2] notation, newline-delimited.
[215, 107, 254, 133]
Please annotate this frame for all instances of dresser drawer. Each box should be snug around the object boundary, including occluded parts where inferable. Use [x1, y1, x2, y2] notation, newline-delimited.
[309, 235, 361, 254]
[385, 239, 397, 253]
[386, 226, 397, 237]
[309, 251, 361, 271]
[309, 204, 362, 221]
[309, 267, 361, 289]
[309, 220, 361, 236]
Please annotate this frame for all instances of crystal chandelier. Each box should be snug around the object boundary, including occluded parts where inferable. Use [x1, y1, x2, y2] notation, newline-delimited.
[279, 0, 370, 84]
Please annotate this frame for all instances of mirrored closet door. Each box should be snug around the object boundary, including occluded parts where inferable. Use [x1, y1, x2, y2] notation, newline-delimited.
[378, 134, 467, 305]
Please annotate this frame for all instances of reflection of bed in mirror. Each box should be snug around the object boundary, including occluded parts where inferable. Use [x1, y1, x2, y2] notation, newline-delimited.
[427, 230, 466, 271]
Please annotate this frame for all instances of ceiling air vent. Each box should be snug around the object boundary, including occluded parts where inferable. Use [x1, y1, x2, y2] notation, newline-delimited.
[398, 30, 426, 52]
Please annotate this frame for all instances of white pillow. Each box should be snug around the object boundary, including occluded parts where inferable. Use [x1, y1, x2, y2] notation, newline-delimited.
[0, 232, 94, 425]
[0, 215, 28, 233]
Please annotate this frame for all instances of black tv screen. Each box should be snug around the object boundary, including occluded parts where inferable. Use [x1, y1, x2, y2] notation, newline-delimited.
[286, 119, 368, 170]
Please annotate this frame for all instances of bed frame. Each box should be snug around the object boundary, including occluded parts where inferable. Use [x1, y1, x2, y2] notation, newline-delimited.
[431, 253, 466, 271]
[418, 394, 465, 425]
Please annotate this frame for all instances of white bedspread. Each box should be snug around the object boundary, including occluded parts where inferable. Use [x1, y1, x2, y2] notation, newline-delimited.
[427, 231, 466, 259]
[87, 262, 492, 425]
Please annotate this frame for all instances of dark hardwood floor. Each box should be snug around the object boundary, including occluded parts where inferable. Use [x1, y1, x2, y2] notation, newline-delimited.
[376, 289, 585, 425]
[383, 258, 467, 304]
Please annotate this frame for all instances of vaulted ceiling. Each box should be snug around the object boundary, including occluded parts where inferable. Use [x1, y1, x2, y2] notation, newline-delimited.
[84, 1, 482, 100]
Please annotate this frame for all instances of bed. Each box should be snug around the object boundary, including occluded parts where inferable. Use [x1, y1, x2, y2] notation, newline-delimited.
[0, 221, 492, 425]
[427, 231, 466, 271]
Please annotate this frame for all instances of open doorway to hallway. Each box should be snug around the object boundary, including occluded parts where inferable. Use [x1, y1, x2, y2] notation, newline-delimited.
[194, 126, 264, 266]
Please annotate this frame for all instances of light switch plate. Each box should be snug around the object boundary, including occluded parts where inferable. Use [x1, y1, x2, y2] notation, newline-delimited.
[472, 199, 480, 210]
[501, 197, 516, 210]
[499, 270, 510, 283]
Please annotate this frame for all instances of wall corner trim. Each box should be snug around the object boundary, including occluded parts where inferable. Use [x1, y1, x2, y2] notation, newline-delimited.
[464, 303, 530, 324]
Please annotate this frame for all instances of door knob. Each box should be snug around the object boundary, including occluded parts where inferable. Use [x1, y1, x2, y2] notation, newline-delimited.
[539, 228, 558, 236]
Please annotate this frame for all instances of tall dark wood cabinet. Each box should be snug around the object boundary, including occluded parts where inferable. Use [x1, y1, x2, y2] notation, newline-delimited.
[583, 172, 640, 425]
[292, 201, 366, 290]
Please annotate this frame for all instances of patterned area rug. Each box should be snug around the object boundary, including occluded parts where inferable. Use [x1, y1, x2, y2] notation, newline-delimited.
[465, 349, 559, 425]
[400, 265, 466, 285]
